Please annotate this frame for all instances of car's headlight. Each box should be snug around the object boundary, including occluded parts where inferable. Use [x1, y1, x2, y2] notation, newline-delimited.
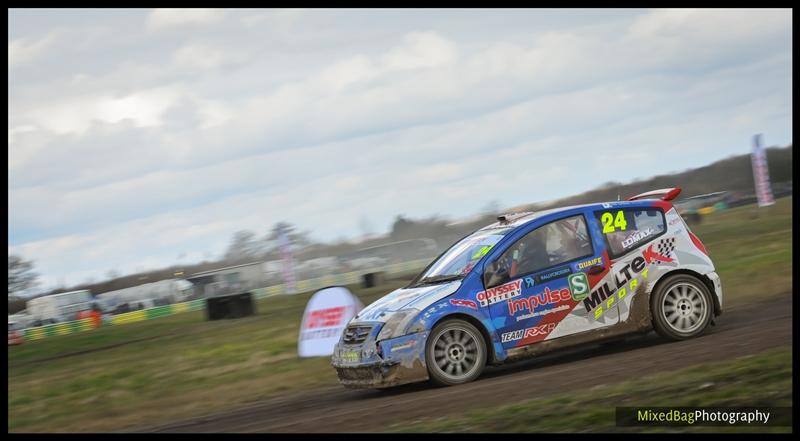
[376, 308, 421, 341]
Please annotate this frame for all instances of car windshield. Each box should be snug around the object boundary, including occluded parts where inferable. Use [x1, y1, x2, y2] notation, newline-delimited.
[412, 227, 513, 286]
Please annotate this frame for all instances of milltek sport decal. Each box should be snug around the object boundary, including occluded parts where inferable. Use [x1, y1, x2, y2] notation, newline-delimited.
[476, 279, 523, 307]
[583, 238, 678, 319]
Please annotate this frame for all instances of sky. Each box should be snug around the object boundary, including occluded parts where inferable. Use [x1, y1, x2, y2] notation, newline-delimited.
[8, 8, 793, 291]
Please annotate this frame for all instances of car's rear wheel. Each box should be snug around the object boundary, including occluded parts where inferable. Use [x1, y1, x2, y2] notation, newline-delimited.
[651, 274, 712, 341]
[425, 319, 486, 386]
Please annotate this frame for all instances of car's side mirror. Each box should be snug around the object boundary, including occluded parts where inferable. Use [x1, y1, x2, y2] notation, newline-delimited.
[483, 261, 509, 288]
[588, 265, 605, 275]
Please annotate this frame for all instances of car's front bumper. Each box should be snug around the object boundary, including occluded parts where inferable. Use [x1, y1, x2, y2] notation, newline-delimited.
[331, 330, 430, 389]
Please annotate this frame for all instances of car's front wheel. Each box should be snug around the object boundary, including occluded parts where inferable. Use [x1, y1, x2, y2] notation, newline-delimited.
[651, 274, 713, 340]
[425, 319, 486, 386]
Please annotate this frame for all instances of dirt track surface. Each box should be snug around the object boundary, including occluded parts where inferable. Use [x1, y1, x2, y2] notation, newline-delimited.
[140, 295, 792, 433]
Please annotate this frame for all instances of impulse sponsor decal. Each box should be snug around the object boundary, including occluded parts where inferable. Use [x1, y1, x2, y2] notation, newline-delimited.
[449, 298, 478, 310]
[501, 322, 556, 343]
[476, 279, 523, 307]
[507, 286, 572, 315]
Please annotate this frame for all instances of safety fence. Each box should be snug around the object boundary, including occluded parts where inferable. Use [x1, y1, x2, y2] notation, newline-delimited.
[19, 258, 430, 342]
[22, 299, 206, 341]
[250, 258, 430, 299]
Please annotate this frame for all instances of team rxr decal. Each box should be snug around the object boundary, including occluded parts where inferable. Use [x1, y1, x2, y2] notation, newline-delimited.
[449, 298, 478, 310]
[501, 322, 556, 343]
[476, 279, 523, 307]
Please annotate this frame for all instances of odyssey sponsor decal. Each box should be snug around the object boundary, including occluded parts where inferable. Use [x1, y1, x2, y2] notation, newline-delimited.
[476, 279, 523, 307]
[507, 286, 572, 315]
[450, 298, 478, 310]
[534, 265, 573, 283]
[515, 304, 570, 322]
[583, 255, 649, 320]
[501, 322, 556, 343]
[577, 256, 603, 269]
[622, 227, 655, 249]
[567, 273, 590, 301]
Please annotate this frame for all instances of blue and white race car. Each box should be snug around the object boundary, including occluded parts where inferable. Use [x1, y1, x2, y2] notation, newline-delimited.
[331, 188, 723, 389]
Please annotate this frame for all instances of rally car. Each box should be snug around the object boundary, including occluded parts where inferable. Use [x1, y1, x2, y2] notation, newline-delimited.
[331, 188, 722, 389]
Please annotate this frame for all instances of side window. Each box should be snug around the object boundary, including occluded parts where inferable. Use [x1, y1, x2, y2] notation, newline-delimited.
[484, 215, 593, 288]
[595, 208, 666, 257]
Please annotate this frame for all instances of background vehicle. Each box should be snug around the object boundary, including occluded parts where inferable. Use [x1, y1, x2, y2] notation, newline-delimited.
[8, 322, 25, 345]
[26, 290, 94, 326]
[332, 188, 723, 388]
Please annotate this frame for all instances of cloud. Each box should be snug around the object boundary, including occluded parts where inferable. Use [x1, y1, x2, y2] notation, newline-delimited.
[8, 9, 792, 291]
[17, 85, 183, 136]
[146, 8, 225, 31]
[8, 29, 64, 68]
[171, 43, 247, 71]
[380, 31, 459, 70]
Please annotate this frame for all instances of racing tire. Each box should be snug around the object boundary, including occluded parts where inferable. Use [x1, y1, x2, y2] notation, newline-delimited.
[651, 274, 713, 341]
[425, 319, 486, 386]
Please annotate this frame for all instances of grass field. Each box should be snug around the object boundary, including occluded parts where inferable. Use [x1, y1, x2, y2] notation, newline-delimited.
[390, 346, 792, 433]
[8, 197, 792, 432]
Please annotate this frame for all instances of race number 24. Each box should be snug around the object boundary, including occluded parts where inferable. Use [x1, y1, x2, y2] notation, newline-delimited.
[600, 211, 627, 234]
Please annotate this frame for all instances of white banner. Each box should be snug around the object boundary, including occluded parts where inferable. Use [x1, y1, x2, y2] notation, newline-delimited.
[298, 286, 363, 357]
[751, 134, 775, 207]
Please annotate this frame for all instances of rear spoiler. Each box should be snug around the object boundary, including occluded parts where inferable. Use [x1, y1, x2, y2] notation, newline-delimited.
[626, 187, 682, 202]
